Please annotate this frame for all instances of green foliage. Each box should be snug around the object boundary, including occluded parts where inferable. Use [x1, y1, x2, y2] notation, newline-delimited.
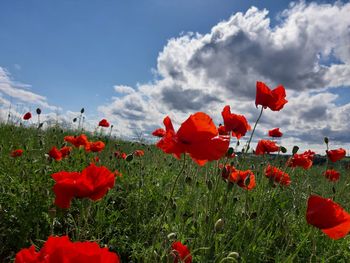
[0, 124, 350, 262]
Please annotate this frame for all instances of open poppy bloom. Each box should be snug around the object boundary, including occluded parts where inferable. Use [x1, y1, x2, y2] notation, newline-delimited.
[327, 148, 346, 162]
[221, 105, 251, 139]
[255, 140, 279, 155]
[156, 112, 230, 166]
[99, 119, 110, 127]
[265, 165, 291, 186]
[60, 146, 72, 158]
[11, 149, 24, 157]
[229, 168, 256, 190]
[152, 128, 166, 137]
[48, 146, 63, 161]
[87, 141, 105, 152]
[255, 81, 288, 111]
[268, 128, 283, 138]
[306, 195, 350, 240]
[324, 169, 340, 182]
[64, 134, 90, 148]
[51, 163, 115, 209]
[15, 235, 120, 263]
[287, 150, 315, 170]
[23, 112, 32, 120]
[133, 150, 144, 157]
[171, 241, 192, 263]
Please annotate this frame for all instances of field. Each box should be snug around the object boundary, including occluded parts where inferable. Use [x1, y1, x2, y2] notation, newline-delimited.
[0, 122, 350, 262]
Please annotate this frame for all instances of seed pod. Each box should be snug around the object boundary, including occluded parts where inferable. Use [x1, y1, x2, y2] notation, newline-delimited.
[214, 218, 224, 232]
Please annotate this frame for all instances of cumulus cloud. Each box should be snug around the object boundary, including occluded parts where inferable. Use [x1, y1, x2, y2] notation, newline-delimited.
[97, 1, 350, 152]
[0, 67, 58, 110]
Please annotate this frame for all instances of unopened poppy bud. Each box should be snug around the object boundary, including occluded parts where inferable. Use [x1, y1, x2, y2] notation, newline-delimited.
[280, 146, 287, 153]
[228, 252, 240, 259]
[36, 108, 41, 115]
[292, 145, 299, 155]
[324, 137, 329, 144]
[167, 232, 177, 240]
[214, 218, 224, 232]
[80, 108, 85, 114]
[126, 154, 133, 162]
[73, 118, 77, 123]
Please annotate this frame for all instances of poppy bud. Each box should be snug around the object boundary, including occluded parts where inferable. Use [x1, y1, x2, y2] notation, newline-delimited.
[80, 108, 85, 114]
[214, 218, 224, 232]
[227, 147, 234, 156]
[36, 108, 41, 114]
[126, 154, 133, 162]
[280, 146, 287, 153]
[292, 146, 299, 155]
[73, 118, 77, 123]
[324, 137, 329, 144]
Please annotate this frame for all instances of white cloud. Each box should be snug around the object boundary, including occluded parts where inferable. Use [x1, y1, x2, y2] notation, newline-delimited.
[0, 67, 58, 110]
[98, 1, 350, 153]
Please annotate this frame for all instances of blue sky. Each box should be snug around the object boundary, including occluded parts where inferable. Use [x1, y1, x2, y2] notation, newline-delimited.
[0, 0, 296, 111]
[0, 0, 349, 152]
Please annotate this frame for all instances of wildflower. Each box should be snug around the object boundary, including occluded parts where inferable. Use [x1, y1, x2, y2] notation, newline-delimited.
[268, 128, 283, 138]
[133, 150, 144, 157]
[229, 169, 256, 190]
[156, 112, 230, 166]
[221, 105, 251, 139]
[171, 241, 192, 263]
[306, 195, 350, 240]
[48, 146, 63, 161]
[255, 140, 279, 155]
[87, 141, 105, 152]
[51, 163, 115, 209]
[99, 119, 110, 128]
[59, 146, 72, 158]
[327, 148, 346, 162]
[11, 149, 23, 157]
[255, 81, 288, 111]
[265, 165, 291, 186]
[15, 235, 120, 263]
[64, 134, 89, 148]
[23, 112, 32, 120]
[152, 128, 166, 137]
[287, 150, 315, 170]
[324, 169, 340, 182]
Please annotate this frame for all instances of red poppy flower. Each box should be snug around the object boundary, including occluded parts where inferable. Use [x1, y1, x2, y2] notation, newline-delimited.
[255, 140, 279, 155]
[268, 128, 283, 138]
[324, 169, 340, 182]
[51, 163, 115, 209]
[60, 146, 72, 158]
[221, 105, 251, 139]
[64, 134, 90, 148]
[152, 128, 166, 137]
[133, 150, 144, 157]
[255, 81, 288, 111]
[218, 125, 229, 135]
[287, 150, 315, 170]
[114, 151, 127, 159]
[99, 119, 110, 128]
[156, 112, 230, 166]
[171, 241, 192, 263]
[23, 112, 32, 120]
[15, 235, 120, 263]
[87, 141, 105, 152]
[48, 146, 63, 161]
[229, 169, 256, 190]
[11, 149, 23, 157]
[265, 165, 291, 186]
[327, 148, 346, 162]
[306, 195, 350, 240]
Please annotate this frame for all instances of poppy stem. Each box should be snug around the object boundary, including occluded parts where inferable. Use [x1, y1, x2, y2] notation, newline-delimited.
[245, 106, 264, 153]
[152, 155, 187, 248]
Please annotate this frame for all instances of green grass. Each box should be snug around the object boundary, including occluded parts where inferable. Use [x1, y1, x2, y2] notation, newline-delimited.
[1, 123, 350, 262]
